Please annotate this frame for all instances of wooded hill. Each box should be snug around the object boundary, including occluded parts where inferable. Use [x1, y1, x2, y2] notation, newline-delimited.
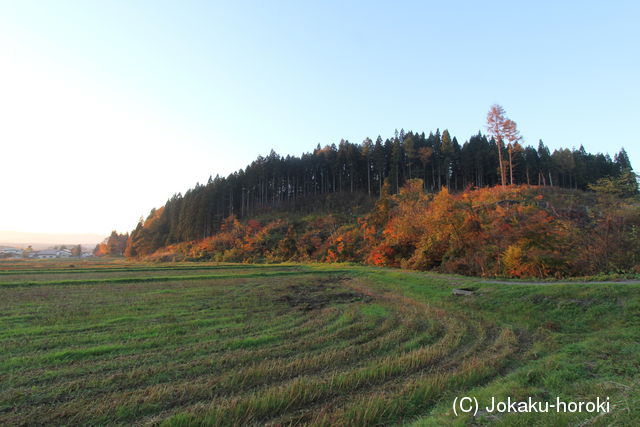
[117, 125, 638, 277]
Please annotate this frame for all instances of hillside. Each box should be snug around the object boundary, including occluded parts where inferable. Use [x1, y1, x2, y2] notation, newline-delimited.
[114, 129, 638, 278]
[122, 183, 639, 278]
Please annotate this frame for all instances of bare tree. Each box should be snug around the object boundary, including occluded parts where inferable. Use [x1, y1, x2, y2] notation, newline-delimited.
[486, 104, 507, 186]
[486, 105, 522, 186]
[503, 118, 522, 185]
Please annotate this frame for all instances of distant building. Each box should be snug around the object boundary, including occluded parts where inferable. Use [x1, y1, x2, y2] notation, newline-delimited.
[32, 250, 58, 259]
[30, 249, 75, 259]
[0, 247, 23, 258]
[57, 249, 73, 258]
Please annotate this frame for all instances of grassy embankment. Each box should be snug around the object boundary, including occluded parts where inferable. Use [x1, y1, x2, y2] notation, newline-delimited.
[0, 260, 637, 425]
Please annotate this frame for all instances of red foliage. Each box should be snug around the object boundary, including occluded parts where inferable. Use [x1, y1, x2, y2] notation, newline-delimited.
[131, 180, 640, 278]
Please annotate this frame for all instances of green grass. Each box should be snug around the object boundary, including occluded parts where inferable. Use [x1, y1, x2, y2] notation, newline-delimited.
[0, 267, 350, 288]
[0, 263, 303, 278]
[0, 260, 638, 425]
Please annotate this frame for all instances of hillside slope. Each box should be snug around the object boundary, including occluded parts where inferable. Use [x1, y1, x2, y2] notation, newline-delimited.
[112, 130, 638, 278]
[128, 183, 640, 278]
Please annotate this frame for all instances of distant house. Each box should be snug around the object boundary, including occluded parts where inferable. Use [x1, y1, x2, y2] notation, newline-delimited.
[31, 249, 74, 259]
[57, 249, 73, 258]
[0, 247, 23, 258]
[81, 252, 93, 258]
[32, 250, 58, 259]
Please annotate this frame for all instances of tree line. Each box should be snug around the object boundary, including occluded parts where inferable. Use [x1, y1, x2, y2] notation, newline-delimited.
[94, 231, 129, 256]
[122, 108, 634, 257]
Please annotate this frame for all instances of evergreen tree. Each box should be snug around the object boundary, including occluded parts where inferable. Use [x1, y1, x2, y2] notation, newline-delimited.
[119, 124, 628, 257]
[441, 130, 454, 190]
[589, 169, 639, 198]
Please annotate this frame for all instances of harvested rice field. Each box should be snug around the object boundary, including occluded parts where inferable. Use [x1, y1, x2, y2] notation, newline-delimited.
[1, 261, 638, 425]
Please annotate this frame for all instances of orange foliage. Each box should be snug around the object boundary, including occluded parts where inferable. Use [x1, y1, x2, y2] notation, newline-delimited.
[369, 182, 585, 277]
[133, 181, 640, 278]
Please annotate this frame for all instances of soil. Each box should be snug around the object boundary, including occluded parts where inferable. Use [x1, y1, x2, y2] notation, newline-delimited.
[274, 277, 372, 311]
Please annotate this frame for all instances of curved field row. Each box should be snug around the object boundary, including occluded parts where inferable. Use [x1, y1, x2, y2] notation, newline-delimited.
[153, 279, 520, 426]
[0, 268, 352, 288]
[0, 267, 524, 426]
[0, 263, 302, 278]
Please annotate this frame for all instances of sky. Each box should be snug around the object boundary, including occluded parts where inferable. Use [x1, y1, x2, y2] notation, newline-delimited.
[1, 1, 638, 238]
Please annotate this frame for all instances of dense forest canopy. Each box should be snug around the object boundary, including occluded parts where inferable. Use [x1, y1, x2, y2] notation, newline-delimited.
[122, 127, 633, 257]
[113, 105, 637, 272]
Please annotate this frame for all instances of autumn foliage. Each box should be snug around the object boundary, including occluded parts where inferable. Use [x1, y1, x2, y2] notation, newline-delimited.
[125, 179, 640, 278]
[94, 231, 129, 257]
[374, 182, 640, 277]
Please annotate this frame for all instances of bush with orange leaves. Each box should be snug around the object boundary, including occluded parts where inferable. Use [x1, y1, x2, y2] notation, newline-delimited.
[325, 224, 366, 263]
[369, 181, 594, 277]
[136, 179, 640, 278]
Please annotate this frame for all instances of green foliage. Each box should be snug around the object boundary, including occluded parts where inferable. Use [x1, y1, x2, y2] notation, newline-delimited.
[123, 128, 630, 258]
[588, 168, 639, 198]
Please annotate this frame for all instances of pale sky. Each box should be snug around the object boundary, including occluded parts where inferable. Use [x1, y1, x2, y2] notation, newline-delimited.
[1, 1, 638, 237]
